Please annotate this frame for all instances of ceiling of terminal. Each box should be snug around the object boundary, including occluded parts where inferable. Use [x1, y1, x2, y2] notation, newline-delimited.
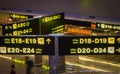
[0, 0, 120, 22]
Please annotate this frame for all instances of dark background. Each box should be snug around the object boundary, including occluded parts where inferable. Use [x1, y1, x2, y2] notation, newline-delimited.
[0, 0, 120, 19]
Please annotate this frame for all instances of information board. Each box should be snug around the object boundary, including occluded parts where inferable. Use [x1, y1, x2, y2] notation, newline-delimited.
[9, 13, 33, 22]
[41, 13, 64, 34]
[0, 35, 55, 55]
[2, 13, 64, 36]
[2, 18, 40, 36]
[59, 36, 120, 55]
[96, 22, 120, 31]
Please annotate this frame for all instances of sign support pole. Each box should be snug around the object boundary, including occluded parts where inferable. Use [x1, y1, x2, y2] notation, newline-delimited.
[49, 36, 65, 74]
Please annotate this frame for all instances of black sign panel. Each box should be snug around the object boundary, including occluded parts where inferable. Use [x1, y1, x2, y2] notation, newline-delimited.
[41, 13, 64, 34]
[2, 13, 64, 36]
[65, 19, 92, 27]
[59, 36, 120, 55]
[0, 35, 55, 55]
[2, 18, 40, 36]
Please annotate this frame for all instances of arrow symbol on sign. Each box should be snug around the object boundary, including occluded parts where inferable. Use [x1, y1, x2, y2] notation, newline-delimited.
[117, 38, 120, 43]
[46, 38, 51, 44]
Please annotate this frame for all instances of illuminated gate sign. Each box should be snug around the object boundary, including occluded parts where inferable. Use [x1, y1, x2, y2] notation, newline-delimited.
[2, 18, 40, 36]
[0, 35, 55, 55]
[41, 13, 64, 34]
[9, 13, 33, 22]
[2, 13, 64, 36]
[1, 35, 120, 55]
[96, 22, 120, 31]
[59, 36, 120, 55]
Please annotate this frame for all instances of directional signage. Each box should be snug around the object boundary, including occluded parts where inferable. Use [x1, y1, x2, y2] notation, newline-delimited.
[1, 35, 120, 55]
[2, 13, 64, 36]
[96, 22, 120, 31]
[2, 18, 40, 36]
[59, 36, 120, 55]
[9, 13, 33, 22]
[0, 35, 55, 55]
[41, 13, 64, 34]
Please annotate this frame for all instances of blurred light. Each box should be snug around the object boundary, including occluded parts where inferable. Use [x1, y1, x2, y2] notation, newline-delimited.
[78, 56, 120, 67]
[81, 0, 90, 7]
[66, 61, 109, 72]
[48, 33, 65, 36]
[34, 15, 42, 18]
[42, 64, 50, 71]
[0, 55, 12, 60]
[12, 58, 25, 64]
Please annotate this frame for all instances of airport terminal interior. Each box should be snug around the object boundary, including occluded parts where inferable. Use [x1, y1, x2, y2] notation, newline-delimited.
[0, 0, 120, 74]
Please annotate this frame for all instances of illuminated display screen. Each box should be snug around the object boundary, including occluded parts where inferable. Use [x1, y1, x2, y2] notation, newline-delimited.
[41, 13, 64, 34]
[96, 22, 120, 31]
[2, 18, 40, 36]
[59, 36, 120, 55]
[64, 19, 96, 35]
[0, 35, 54, 55]
[67, 27, 92, 35]
[9, 13, 33, 21]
